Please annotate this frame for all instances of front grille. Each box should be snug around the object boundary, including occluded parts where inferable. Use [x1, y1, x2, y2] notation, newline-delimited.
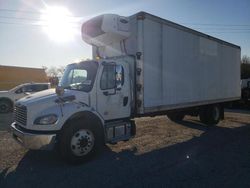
[14, 105, 27, 126]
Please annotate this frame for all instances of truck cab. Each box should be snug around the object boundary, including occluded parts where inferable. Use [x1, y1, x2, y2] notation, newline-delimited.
[11, 14, 135, 163]
[59, 58, 133, 121]
[11, 58, 136, 163]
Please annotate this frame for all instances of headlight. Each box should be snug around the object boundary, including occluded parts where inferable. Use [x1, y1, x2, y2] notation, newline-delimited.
[34, 114, 58, 125]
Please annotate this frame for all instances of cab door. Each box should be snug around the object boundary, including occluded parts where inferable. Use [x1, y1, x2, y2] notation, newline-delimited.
[13, 86, 28, 101]
[96, 60, 131, 120]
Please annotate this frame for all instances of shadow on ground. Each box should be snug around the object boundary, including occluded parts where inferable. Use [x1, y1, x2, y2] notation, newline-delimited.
[1, 120, 250, 188]
[0, 113, 13, 131]
[226, 102, 250, 115]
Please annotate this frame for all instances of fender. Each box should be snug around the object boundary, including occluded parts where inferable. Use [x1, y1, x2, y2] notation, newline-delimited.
[57, 110, 106, 144]
[29, 100, 105, 131]
[62, 110, 105, 132]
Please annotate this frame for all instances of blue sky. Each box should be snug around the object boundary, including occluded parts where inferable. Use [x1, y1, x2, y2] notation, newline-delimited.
[0, 0, 249, 68]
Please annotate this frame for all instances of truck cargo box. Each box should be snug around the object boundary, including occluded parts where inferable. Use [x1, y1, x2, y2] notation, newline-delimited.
[90, 12, 241, 114]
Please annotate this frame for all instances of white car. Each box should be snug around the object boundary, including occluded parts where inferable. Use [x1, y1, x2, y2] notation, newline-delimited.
[0, 83, 50, 113]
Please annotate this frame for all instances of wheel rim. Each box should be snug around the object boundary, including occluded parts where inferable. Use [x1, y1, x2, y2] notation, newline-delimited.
[70, 129, 95, 156]
[213, 107, 220, 121]
[0, 103, 8, 112]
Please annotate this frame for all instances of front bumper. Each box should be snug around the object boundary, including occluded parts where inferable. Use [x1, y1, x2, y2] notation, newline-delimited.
[10, 122, 57, 150]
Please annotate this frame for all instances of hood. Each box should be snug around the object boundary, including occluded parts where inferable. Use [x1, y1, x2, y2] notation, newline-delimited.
[17, 88, 90, 107]
[18, 89, 57, 105]
[15, 88, 91, 131]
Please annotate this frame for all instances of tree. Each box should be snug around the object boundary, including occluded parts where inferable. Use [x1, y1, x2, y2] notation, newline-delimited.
[241, 55, 250, 79]
[46, 66, 58, 77]
[241, 55, 250, 64]
[43, 66, 65, 77]
[57, 66, 65, 77]
[42, 66, 48, 72]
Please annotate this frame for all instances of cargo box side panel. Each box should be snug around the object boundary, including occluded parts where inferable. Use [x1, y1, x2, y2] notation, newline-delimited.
[142, 18, 240, 112]
[142, 19, 163, 107]
[162, 25, 205, 105]
[220, 45, 241, 98]
[143, 19, 205, 109]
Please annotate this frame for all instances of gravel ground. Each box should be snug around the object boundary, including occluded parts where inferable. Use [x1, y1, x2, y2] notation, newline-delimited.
[0, 110, 250, 188]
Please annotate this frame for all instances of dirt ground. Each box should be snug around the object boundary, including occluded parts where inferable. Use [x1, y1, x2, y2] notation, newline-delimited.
[0, 110, 250, 188]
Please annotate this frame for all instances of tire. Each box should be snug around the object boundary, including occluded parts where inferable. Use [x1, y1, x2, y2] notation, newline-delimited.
[167, 112, 185, 122]
[199, 105, 221, 125]
[0, 99, 12, 113]
[59, 119, 104, 164]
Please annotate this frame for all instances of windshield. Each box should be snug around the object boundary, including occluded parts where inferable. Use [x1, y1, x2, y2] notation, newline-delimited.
[9, 85, 23, 92]
[59, 61, 98, 92]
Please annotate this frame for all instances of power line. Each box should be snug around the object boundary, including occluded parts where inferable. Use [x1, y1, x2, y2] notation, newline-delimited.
[0, 21, 249, 34]
[0, 15, 249, 31]
[0, 8, 38, 14]
[0, 21, 80, 28]
[0, 9, 249, 34]
[5, 15, 248, 28]
[204, 31, 250, 33]
[182, 23, 250, 27]
[193, 28, 250, 31]
[0, 8, 83, 18]
[0, 21, 41, 26]
[0, 15, 41, 21]
[0, 15, 81, 23]
[1, 20, 248, 31]
[1, 8, 250, 27]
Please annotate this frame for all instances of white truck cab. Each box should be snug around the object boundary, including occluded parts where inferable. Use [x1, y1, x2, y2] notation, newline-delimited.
[11, 57, 136, 163]
[10, 12, 241, 164]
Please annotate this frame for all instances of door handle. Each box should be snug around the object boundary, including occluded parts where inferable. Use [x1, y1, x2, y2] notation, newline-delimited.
[123, 96, 128, 106]
[103, 89, 116, 96]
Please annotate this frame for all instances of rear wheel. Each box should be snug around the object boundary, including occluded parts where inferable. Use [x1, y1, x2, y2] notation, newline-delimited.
[59, 119, 104, 164]
[0, 99, 12, 113]
[167, 112, 185, 122]
[199, 105, 221, 125]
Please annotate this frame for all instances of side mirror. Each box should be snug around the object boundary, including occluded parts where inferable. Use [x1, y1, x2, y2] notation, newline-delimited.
[56, 86, 65, 96]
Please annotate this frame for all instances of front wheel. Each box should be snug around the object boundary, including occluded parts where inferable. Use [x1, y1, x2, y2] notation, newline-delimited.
[59, 120, 104, 164]
[0, 99, 12, 113]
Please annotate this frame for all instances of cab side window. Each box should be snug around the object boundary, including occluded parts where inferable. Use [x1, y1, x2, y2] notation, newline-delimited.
[15, 88, 23, 94]
[100, 65, 116, 90]
[100, 64, 124, 90]
[32, 84, 49, 92]
[23, 85, 33, 92]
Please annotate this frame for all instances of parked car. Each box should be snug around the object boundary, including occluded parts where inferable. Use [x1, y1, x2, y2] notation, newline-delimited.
[0, 83, 50, 113]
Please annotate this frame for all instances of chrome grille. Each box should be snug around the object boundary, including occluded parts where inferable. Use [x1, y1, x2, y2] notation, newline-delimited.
[14, 105, 27, 126]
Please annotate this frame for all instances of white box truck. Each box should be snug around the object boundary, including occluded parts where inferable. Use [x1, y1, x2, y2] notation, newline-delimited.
[10, 12, 241, 163]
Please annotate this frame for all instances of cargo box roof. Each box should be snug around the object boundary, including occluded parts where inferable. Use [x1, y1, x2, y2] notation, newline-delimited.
[132, 11, 241, 49]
